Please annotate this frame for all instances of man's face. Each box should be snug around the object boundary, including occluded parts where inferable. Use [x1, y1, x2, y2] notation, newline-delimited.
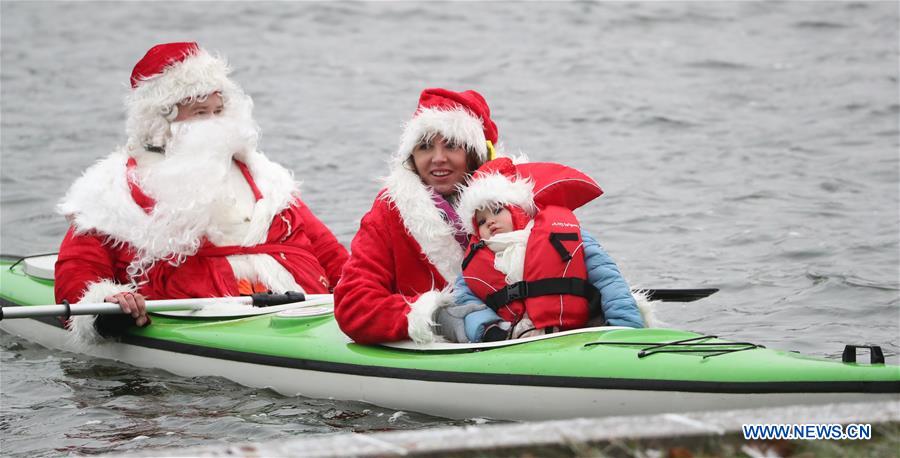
[174, 92, 224, 122]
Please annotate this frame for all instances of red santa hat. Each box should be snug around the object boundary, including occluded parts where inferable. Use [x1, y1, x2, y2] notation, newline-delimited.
[455, 157, 536, 235]
[125, 42, 243, 150]
[456, 157, 605, 235]
[394, 88, 499, 166]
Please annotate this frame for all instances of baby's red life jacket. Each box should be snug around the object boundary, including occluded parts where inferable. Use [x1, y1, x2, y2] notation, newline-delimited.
[461, 205, 602, 330]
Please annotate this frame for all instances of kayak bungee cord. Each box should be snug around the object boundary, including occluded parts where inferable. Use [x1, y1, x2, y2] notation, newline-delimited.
[584, 335, 764, 359]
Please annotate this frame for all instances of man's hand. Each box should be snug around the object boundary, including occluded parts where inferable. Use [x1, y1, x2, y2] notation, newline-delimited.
[434, 303, 494, 343]
[104, 292, 150, 327]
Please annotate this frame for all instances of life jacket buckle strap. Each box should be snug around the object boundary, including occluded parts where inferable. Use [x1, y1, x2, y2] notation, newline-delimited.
[484, 277, 606, 323]
[549, 232, 579, 262]
[505, 281, 528, 302]
[461, 240, 486, 270]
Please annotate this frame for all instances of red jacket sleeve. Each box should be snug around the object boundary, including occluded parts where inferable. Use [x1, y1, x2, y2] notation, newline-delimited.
[333, 200, 421, 344]
[54, 226, 117, 304]
[293, 199, 349, 288]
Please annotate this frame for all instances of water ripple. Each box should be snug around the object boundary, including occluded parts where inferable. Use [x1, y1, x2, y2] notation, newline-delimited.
[792, 20, 849, 29]
[685, 59, 752, 70]
[805, 270, 900, 291]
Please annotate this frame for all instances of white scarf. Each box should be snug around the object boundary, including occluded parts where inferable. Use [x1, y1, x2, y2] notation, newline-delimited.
[484, 221, 534, 285]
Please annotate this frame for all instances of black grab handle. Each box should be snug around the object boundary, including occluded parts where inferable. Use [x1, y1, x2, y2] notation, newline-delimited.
[842, 345, 885, 365]
[250, 291, 306, 307]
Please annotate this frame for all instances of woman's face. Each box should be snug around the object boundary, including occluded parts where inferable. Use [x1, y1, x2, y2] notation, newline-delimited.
[411, 134, 469, 197]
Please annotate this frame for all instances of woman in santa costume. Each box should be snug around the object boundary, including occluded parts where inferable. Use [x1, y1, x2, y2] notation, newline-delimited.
[55, 42, 348, 342]
[334, 88, 504, 344]
[451, 158, 647, 343]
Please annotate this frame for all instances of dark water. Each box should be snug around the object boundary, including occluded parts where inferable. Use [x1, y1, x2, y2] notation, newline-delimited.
[1, 1, 898, 456]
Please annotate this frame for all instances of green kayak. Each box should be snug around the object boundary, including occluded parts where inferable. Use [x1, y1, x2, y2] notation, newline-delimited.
[1, 255, 897, 420]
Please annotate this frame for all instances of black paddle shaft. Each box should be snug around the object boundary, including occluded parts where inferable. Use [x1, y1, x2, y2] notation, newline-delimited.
[641, 288, 719, 302]
[250, 291, 306, 307]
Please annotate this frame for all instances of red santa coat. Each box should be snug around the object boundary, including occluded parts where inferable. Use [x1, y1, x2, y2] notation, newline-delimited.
[55, 202, 344, 302]
[55, 150, 348, 341]
[334, 166, 464, 344]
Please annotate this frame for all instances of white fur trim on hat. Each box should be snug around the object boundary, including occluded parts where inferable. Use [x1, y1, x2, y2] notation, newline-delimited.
[455, 172, 537, 235]
[125, 47, 240, 151]
[406, 289, 455, 344]
[394, 107, 488, 165]
[67, 279, 136, 345]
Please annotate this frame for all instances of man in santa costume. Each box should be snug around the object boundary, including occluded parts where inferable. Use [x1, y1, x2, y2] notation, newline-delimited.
[55, 42, 348, 342]
[334, 88, 503, 344]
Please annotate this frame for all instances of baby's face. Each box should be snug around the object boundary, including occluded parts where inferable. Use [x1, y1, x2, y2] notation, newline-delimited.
[475, 206, 514, 240]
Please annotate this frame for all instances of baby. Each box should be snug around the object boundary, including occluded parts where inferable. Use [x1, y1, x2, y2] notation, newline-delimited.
[451, 158, 644, 342]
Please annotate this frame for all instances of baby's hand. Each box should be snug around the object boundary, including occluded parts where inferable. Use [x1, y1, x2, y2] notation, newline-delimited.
[434, 303, 489, 343]
[462, 307, 503, 342]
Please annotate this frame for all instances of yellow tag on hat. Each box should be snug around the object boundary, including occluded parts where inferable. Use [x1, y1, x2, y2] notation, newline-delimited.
[486, 140, 496, 161]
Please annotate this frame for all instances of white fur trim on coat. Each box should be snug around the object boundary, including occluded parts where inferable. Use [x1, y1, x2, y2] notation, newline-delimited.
[455, 172, 537, 235]
[406, 289, 455, 344]
[237, 149, 301, 246]
[381, 166, 464, 284]
[67, 280, 136, 345]
[632, 289, 658, 328]
[57, 151, 150, 244]
[394, 107, 488, 165]
[227, 254, 304, 294]
[57, 149, 299, 270]
[125, 48, 241, 150]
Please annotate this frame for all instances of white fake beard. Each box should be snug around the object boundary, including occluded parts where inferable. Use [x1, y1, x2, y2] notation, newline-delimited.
[127, 113, 260, 278]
